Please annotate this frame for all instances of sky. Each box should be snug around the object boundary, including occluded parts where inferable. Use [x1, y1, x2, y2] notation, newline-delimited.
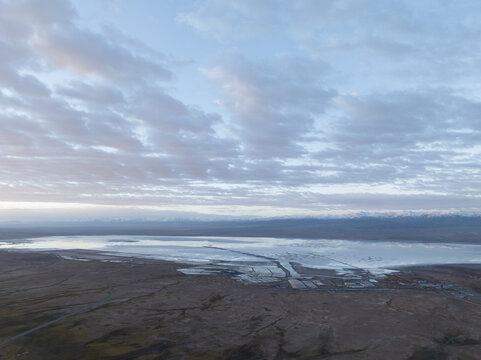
[1, 0, 481, 221]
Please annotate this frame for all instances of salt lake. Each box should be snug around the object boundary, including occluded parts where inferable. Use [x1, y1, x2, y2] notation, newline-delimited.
[1, 235, 481, 283]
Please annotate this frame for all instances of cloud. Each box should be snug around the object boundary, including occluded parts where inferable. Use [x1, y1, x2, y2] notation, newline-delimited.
[0, 0, 236, 198]
[1, 0, 481, 217]
[56, 81, 125, 106]
[204, 53, 335, 159]
[34, 26, 171, 83]
[180, 0, 481, 86]
[177, 0, 282, 40]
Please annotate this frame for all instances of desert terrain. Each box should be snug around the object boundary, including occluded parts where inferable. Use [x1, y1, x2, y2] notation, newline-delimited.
[1, 251, 480, 360]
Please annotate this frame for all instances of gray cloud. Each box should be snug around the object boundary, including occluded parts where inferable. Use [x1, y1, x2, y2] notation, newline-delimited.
[56, 81, 125, 106]
[0, 0, 235, 193]
[205, 53, 335, 159]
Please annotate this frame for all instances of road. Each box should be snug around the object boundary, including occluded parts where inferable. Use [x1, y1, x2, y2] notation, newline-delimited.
[0, 280, 114, 347]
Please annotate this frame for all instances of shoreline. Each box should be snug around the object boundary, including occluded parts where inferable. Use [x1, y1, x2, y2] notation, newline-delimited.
[2, 247, 481, 298]
[2, 234, 481, 283]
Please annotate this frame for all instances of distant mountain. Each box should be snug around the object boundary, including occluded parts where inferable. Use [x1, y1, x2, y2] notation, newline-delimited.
[1, 215, 480, 244]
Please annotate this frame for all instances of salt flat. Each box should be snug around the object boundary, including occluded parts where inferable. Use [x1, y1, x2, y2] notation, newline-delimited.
[2, 236, 481, 280]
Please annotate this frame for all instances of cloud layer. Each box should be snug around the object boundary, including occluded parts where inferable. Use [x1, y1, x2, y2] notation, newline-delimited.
[1, 0, 481, 217]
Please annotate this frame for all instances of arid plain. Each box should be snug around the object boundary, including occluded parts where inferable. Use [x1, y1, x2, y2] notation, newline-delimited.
[1, 250, 480, 360]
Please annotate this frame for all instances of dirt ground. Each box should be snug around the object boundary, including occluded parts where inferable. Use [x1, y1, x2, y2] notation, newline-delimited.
[0, 251, 480, 360]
